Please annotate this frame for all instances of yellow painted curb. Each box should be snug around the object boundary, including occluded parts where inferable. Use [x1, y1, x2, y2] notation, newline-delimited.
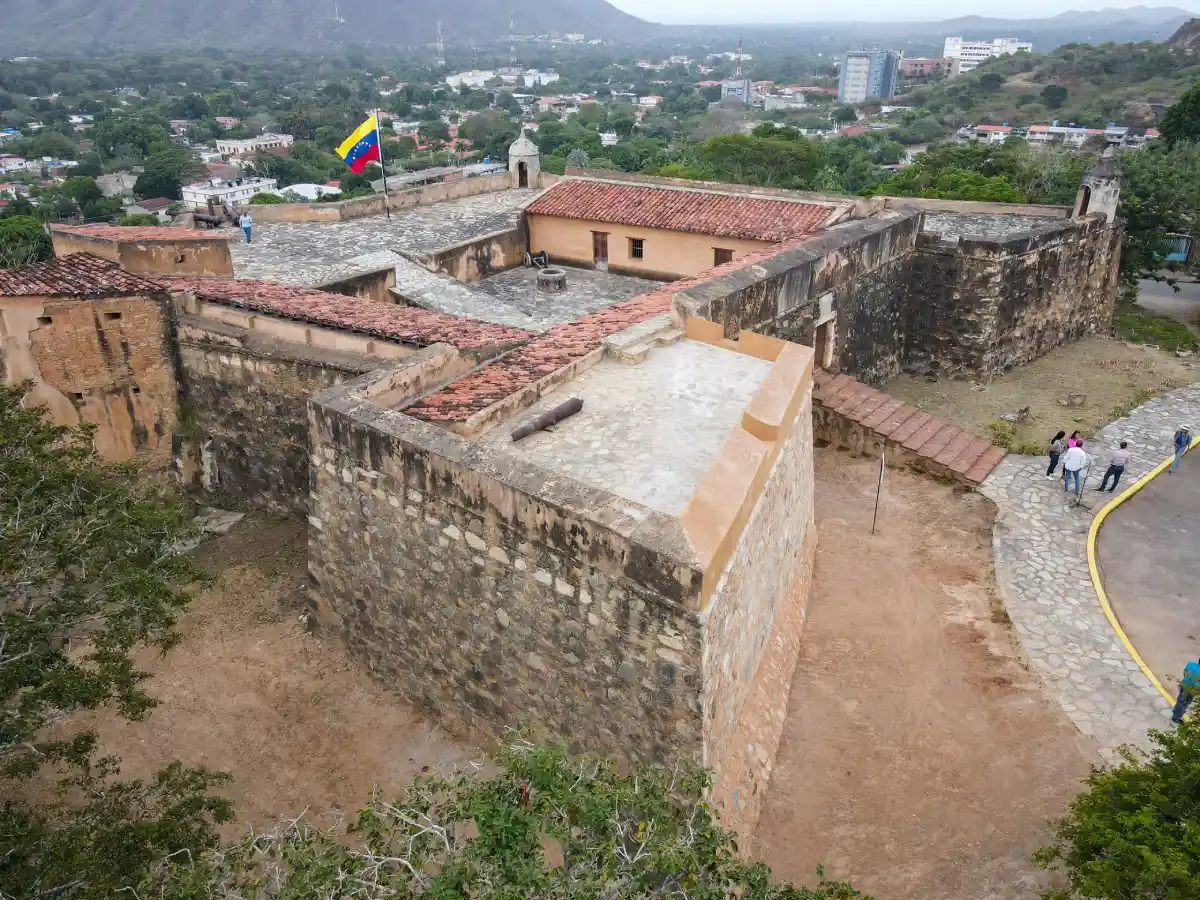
[1086, 437, 1199, 706]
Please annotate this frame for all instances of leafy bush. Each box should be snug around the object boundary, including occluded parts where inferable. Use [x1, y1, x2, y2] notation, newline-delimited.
[119, 213, 160, 226]
[1112, 297, 1200, 353]
[248, 192, 286, 204]
[1035, 723, 1200, 900]
[0, 215, 52, 268]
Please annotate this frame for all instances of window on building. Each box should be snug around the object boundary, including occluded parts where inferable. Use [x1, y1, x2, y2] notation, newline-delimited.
[36, 316, 52, 325]
[103, 311, 121, 321]
[629, 237, 644, 259]
[714, 248, 734, 266]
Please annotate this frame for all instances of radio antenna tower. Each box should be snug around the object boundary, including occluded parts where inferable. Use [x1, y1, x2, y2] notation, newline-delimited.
[736, 36, 743, 79]
[509, 12, 517, 66]
[435, 20, 445, 69]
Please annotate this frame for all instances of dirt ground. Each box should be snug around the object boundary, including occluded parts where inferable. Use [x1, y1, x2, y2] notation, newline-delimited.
[886, 336, 1199, 445]
[52, 517, 473, 831]
[755, 450, 1094, 900]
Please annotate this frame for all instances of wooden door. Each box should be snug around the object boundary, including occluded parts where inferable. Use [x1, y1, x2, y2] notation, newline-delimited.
[592, 231, 608, 270]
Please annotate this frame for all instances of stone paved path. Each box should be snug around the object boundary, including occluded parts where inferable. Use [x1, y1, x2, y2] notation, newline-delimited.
[981, 384, 1200, 753]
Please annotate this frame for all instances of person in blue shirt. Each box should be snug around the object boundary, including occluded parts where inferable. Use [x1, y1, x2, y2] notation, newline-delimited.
[1171, 657, 1200, 723]
[1169, 425, 1190, 473]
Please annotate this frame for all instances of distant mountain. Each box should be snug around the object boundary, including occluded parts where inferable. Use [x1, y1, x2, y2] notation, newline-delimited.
[1167, 14, 1200, 44]
[0, 0, 653, 53]
[896, 6, 1195, 37]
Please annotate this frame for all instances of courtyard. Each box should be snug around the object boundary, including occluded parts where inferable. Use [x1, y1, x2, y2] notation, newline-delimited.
[42, 448, 1096, 896]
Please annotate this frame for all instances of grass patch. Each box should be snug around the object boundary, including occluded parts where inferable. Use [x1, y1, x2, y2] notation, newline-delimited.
[1112, 301, 1200, 354]
[989, 419, 1046, 455]
[1109, 387, 1156, 421]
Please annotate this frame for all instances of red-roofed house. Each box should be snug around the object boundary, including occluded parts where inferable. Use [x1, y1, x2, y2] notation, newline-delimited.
[525, 176, 841, 278]
[0, 253, 176, 463]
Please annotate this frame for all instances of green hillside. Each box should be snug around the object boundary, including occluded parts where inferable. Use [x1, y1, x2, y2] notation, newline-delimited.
[904, 23, 1200, 129]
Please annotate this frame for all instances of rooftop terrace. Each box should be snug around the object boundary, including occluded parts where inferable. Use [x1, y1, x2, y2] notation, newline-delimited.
[476, 338, 773, 516]
[229, 190, 538, 285]
[921, 212, 1071, 243]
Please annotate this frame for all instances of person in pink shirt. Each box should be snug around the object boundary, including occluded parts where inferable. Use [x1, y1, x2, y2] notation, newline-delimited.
[1098, 441, 1131, 492]
[1067, 430, 1083, 448]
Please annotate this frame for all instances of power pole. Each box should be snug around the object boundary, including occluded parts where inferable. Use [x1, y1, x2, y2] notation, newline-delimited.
[736, 36, 743, 79]
[435, 20, 445, 70]
[509, 12, 516, 67]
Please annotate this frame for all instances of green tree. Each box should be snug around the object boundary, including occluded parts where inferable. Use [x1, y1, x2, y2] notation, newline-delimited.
[134, 147, 204, 200]
[1041, 85, 1069, 110]
[141, 737, 868, 900]
[1118, 141, 1200, 282]
[418, 119, 451, 146]
[248, 192, 286, 204]
[1160, 82, 1200, 147]
[832, 105, 858, 126]
[0, 216, 52, 267]
[119, 213, 162, 225]
[1035, 724, 1200, 900]
[0, 384, 231, 899]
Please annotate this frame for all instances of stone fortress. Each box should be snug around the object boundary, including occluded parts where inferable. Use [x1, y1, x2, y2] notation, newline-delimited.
[0, 140, 1123, 839]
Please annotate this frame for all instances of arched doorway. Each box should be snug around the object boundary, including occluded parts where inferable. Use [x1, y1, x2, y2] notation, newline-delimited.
[517, 161, 528, 188]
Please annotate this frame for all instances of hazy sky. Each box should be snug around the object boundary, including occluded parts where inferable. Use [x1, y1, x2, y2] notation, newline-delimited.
[607, 0, 1197, 24]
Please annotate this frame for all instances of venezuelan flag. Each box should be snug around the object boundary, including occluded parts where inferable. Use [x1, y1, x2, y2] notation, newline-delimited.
[336, 115, 381, 173]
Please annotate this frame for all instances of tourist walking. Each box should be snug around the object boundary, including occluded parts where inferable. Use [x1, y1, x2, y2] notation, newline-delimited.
[239, 211, 253, 244]
[1098, 441, 1131, 492]
[1169, 425, 1191, 473]
[1171, 656, 1200, 723]
[1062, 440, 1087, 493]
[1047, 430, 1066, 477]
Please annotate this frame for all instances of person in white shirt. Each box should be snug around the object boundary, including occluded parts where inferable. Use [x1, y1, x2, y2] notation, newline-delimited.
[1061, 441, 1088, 493]
[1098, 441, 1131, 492]
[238, 212, 253, 243]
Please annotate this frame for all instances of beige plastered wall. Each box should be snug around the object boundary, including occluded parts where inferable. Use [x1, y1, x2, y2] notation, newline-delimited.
[0, 292, 176, 464]
[678, 319, 817, 843]
[527, 213, 777, 280]
[50, 232, 234, 276]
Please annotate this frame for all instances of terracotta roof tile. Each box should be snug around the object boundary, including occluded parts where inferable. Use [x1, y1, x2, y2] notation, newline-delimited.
[166, 276, 530, 351]
[51, 224, 231, 242]
[526, 179, 833, 242]
[404, 239, 812, 424]
[0, 252, 166, 297]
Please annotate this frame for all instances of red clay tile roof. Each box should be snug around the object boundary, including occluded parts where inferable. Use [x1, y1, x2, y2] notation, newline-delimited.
[406, 235, 819, 424]
[166, 277, 530, 351]
[526, 179, 833, 242]
[0, 252, 166, 297]
[51, 224, 230, 242]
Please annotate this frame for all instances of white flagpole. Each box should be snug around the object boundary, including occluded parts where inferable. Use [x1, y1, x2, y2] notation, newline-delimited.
[375, 115, 390, 220]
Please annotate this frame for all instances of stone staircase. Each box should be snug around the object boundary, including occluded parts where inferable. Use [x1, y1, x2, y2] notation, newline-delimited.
[813, 370, 1006, 487]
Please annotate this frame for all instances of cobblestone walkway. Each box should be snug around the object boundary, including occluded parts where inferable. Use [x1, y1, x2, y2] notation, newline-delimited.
[981, 384, 1200, 753]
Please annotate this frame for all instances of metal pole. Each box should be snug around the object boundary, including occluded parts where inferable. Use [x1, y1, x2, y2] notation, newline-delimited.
[871, 451, 885, 534]
[376, 116, 390, 221]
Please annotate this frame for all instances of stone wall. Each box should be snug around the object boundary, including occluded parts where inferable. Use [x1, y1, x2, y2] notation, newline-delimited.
[420, 226, 527, 283]
[672, 210, 923, 385]
[173, 313, 383, 515]
[701, 389, 816, 830]
[906, 215, 1122, 378]
[316, 266, 397, 303]
[308, 353, 708, 763]
[0, 291, 176, 463]
[248, 174, 514, 224]
[49, 230, 234, 276]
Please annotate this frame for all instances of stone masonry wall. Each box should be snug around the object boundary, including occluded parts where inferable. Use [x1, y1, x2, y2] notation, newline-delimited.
[906, 216, 1122, 378]
[421, 226, 527, 283]
[308, 371, 709, 766]
[248, 174, 513, 224]
[702, 391, 816, 831]
[175, 315, 376, 515]
[672, 210, 923, 385]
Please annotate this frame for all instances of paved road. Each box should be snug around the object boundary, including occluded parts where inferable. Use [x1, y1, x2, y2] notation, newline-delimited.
[1096, 445, 1200, 695]
[1137, 278, 1200, 331]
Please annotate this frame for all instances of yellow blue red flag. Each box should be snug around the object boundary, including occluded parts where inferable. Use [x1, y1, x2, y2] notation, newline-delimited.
[336, 115, 381, 173]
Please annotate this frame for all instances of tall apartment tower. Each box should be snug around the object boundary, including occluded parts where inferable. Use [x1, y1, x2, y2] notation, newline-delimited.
[837, 50, 901, 103]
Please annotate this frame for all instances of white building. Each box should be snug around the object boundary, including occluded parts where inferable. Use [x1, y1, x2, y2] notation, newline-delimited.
[943, 37, 1033, 73]
[180, 177, 279, 210]
[522, 70, 560, 87]
[444, 70, 495, 90]
[391, 120, 422, 135]
[214, 133, 294, 156]
[281, 183, 341, 201]
[599, 132, 619, 146]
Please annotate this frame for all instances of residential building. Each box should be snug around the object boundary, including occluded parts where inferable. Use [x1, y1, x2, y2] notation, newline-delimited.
[636, 95, 663, 108]
[124, 197, 173, 222]
[943, 37, 1033, 74]
[837, 50, 901, 103]
[180, 177, 279, 211]
[214, 133, 294, 157]
[600, 132, 620, 146]
[899, 57, 953, 79]
[214, 116, 241, 129]
[522, 69, 560, 87]
[444, 70, 496, 90]
[721, 79, 752, 104]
